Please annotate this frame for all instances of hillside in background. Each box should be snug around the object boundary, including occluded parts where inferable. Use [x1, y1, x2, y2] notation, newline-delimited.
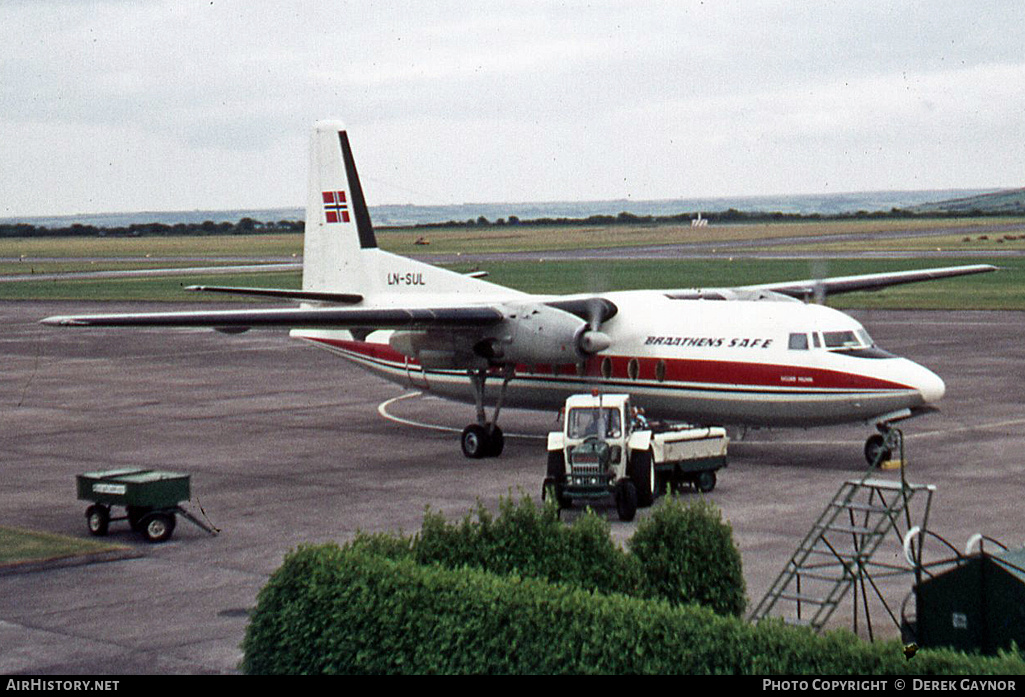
[909, 187, 1025, 215]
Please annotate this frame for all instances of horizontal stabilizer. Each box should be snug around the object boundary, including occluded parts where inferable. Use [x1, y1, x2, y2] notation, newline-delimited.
[41, 306, 503, 330]
[185, 285, 363, 304]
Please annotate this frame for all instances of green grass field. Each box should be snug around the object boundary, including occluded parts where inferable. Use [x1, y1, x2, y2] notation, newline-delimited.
[1, 219, 1022, 309]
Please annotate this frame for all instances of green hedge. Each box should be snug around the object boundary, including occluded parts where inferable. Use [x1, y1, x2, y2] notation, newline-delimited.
[241, 545, 1025, 675]
[350, 495, 745, 616]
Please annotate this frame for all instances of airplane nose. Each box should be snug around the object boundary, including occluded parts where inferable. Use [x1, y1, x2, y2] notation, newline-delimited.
[912, 363, 946, 403]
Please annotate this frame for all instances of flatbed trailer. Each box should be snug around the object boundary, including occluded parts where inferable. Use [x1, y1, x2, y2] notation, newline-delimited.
[76, 468, 218, 543]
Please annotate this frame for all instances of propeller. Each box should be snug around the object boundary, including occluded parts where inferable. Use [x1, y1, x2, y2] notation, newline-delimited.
[577, 296, 612, 354]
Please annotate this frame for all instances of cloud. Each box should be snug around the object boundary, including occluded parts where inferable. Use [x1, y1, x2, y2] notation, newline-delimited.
[2, 1, 1023, 215]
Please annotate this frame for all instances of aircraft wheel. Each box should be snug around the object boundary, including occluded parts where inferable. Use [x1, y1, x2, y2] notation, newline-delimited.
[86, 505, 110, 537]
[864, 434, 891, 467]
[615, 480, 638, 522]
[486, 425, 504, 457]
[461, 424, 490, 459]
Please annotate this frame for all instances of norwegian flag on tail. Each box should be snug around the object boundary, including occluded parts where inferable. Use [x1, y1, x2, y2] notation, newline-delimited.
[322, 191, 350, 223]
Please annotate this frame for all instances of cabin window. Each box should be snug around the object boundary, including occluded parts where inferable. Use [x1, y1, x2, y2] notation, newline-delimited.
[627, 358, 640, 380]
[601, 356, 613, 379]
[788, 333, 809, 350]
[655, 359, 666, 383]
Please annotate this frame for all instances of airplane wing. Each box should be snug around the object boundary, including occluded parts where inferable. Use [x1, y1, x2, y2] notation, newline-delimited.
[739, 264, 997, 299]
[40, 305, 504, 330]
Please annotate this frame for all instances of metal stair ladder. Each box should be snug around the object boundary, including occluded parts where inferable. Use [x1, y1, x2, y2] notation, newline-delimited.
[749, 471, 935, 638]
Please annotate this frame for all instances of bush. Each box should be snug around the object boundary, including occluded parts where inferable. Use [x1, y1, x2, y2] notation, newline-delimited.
[629, 497, 747, 617]
[241, 546, 1025, 675]
[410, 496, 643, 596]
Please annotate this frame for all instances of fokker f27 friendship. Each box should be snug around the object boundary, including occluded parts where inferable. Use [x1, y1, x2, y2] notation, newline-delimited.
[43, 121, 995, 463]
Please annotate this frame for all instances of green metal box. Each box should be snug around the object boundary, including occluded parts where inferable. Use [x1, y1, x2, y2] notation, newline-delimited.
[76, 468, 190, 509]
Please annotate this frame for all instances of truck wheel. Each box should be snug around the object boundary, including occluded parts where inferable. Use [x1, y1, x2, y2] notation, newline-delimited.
[461, 424, 489, 459]
[546, 450, 565, 479]
[541, 477, 565, 514]
[629, 451, 656, 508]
[141, 513, 176, 543]
[615, 480, 638, 522]
[695, 470, 717, 493]
[86, 505, 109, 536]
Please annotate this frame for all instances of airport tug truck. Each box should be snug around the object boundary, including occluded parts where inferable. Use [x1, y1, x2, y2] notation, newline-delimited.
[543, 394, 728, 521]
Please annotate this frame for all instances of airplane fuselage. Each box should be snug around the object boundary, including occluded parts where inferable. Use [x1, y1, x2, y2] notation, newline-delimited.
[293, 289, 944, 428]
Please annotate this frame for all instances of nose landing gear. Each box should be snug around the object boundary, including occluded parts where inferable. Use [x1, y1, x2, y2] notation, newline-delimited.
[865, 424, 903, 467]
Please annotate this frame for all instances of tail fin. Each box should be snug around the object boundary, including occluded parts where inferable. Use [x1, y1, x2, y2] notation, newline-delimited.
[302, 121, 377, 294]
[302, 121, 521, 303]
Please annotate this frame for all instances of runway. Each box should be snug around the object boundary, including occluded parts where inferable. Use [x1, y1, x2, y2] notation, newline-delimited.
[1, 301, 1023, 673]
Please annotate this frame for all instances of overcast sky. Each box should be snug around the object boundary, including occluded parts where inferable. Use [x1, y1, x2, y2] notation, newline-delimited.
[2, 1, 1024, 217]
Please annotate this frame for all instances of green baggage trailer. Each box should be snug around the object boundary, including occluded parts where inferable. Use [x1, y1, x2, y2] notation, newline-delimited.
[76, 468, 218, 543]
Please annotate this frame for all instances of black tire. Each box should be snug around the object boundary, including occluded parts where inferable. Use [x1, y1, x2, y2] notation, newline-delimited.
[615, 480, 638, 522]
[695, 470, 717, 493]
[865, 434, 891, 467]
[85, 505, 109, 537]
[629, 450, 656, 508]
[541, 477, 565, 512]
[141, 513, 176, 543]
[546, 450, 565, 479]
[460, 424, 490, 459]
[486, 425, 504, 458]
[126, 506, 150, 533]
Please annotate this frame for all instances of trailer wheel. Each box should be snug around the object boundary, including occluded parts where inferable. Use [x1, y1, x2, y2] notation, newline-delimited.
[126, 506, 150, 533]
[615, 480, 638, 522]
[141, 513, 176, 543]
[85, 505, 109, 537]
[695, 470, 717, 493]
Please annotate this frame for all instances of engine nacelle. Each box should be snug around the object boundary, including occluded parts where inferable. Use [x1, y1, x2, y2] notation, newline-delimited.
[389, 331, 488, 369]
[475, 303, 610, 365]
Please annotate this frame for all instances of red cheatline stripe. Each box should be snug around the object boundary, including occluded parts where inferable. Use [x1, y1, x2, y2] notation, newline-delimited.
[301, 336, 913, 393]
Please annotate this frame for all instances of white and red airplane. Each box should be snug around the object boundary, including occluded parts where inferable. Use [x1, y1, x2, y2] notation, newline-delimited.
[43, 121, 995, 463]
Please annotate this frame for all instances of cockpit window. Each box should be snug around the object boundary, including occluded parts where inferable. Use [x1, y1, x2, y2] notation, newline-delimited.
[823, 330, 862, 349]
[788, 333, 809, 350]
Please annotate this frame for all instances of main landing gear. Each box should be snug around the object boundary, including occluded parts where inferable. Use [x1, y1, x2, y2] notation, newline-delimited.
[460, 366, 514, 459]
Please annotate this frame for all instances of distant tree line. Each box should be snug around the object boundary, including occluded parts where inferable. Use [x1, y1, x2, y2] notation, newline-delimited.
[0, 217, 304, 239]
[3, 206, 1021, 238]
[412, 206, 1022, 230]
